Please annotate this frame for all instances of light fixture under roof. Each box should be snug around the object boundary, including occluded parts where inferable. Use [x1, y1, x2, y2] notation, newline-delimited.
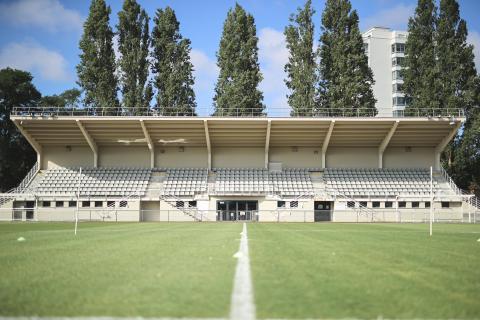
[449, 116, 455, 125]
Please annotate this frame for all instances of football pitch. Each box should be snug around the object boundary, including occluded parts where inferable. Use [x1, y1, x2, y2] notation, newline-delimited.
[0, 222, 479, 319]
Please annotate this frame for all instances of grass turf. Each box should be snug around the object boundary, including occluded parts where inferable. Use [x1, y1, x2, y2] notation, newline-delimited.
[248, 223, 480, 319]
[0, 222, 241, 318]
[1, 222, 479, 319]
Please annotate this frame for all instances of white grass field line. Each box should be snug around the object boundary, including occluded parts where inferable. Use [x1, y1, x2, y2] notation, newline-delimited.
[0, 318, 225, 320]
[230, 222, 256, 320]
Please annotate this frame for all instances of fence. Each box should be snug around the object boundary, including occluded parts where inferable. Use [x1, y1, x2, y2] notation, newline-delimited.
[1, 207, 477, 223]
[11, 106, 465, 118]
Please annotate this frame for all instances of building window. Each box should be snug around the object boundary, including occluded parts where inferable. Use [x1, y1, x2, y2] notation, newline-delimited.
[359, 201, 368, 208]
[347, 201, 355, 208]
[441, 202, 450, 208]
[399, 201, 406, 208]
[55, 201, 64, 208]
[385, 201, 393, 208]
[393, 97, 406, 106]
[188, 201, 197, 208]
[392, 70, 403, 80]
[363, 43, 369, 54]
[425, 201, 431, 208]
[277, 201, 286, 208]
[392, 56, 405, 66]
[393, 110, 404, 117]
[392, 83, 404, 93]
[42, 201, 51, 207]
[120, 201, 128, 208]
[95, 201, 103, 208]
[412, 201, 420, 208]
[372, 201, 380, 208]
[68, 201, 76, 208]
[107, 201, 115, 207]
[82, 201, 90, 208]
[290, 201, 298, 208]
[175, 201, 184, 208]
[391, 43, 406, 53]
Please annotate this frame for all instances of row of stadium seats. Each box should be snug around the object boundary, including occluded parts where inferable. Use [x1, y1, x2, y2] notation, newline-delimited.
[324, 168, 438, 196]
[30, 167, 452, 199]
[162, 168, 208, 197]
[213, 168, 313, 196]
[35, 168, 151, 196]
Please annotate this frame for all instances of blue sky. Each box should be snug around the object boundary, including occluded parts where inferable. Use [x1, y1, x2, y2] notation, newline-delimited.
[0, 0, 479, 114]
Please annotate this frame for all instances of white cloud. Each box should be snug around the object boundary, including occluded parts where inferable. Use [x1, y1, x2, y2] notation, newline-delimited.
[467, 31, 480, 71]
[191, 49, 219, 89]
[258, 27, 289, 110]
[362, 4, 415, 31]
[0, 0, 83, 33]
[190, 49, 218, 113]
[0, 42, 71, 82]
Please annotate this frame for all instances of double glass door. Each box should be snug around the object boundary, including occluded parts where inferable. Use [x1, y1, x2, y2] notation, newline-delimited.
[217, 200, 258, 221]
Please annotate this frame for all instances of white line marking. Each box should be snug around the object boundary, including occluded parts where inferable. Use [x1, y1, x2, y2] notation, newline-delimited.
[230, 223, 256, 320]
[0, 317, 470, 320]
[0, 318, 225, 320]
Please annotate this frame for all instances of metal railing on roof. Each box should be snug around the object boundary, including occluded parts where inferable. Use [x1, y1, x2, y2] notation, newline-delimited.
[10, 106, 465, 118]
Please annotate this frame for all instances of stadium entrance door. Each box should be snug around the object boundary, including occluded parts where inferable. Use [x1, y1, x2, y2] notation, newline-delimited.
[216, 200, 258, 221]
[314, 201, 333, 222]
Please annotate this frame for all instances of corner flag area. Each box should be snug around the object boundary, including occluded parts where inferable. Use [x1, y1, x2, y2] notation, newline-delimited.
[0, 222, 479, 319]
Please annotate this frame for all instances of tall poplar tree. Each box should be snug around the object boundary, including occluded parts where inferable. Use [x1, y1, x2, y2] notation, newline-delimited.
[213, 4, 264, 116]
[403, 0, 439, 115]
[151, 7, 196, 116]
[117, 0, 152, 114]
[318, 0, 376, 116]
[436, 0, 477, 112]
[284, 0, 317, 116]
[77, 0, 119, 114]
[434, 0, 480, 195]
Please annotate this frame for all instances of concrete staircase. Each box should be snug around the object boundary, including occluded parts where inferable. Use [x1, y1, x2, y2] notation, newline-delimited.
[144, 172, 165, 199]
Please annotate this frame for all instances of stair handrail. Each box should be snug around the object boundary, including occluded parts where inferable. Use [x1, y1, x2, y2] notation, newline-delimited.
[439, 166, 480, 210]
[439, 166, 463, 195]
[4, 161, 39, 194]
[314, 184, 376, 221]
[160, 192, 208, 221]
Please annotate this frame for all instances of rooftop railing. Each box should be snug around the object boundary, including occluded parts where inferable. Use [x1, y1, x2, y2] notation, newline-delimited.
[10, 106, 465, 118]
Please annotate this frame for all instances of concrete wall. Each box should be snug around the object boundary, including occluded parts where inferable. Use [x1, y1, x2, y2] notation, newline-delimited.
[156, 147, 207, 168]
[100, 146, 150, 168]
[384, 147, 435, 168]
[42, 146, 93, 169]
[332, 200, 464, 222]
[213, 147, 264, 168]
[269, 147, 322, 168]
[140, 201, 160, 221]
[41, 144, 436, 170]
[326, 147, 377, 168]
[33, 199, 140, 222]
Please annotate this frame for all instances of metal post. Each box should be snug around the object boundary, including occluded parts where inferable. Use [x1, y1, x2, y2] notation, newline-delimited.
[429, 166, 433, 236]
[75, 167, 81, 235]
[34, 197, 38, 221]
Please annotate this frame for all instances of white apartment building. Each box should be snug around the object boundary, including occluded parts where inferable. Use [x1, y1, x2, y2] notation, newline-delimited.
[362, 27, 408, 117]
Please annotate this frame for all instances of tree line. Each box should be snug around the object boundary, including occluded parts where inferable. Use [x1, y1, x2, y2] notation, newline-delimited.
[75, 0, 376, 117]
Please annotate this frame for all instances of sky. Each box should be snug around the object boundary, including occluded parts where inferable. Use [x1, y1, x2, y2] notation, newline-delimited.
[0, 0, 479, 114]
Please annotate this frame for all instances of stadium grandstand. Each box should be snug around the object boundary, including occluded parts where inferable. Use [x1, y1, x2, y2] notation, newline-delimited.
[1, 106, 479, 223]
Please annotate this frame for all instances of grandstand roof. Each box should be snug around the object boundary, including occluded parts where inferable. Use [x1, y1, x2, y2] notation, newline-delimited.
[11, 116, 464, 149]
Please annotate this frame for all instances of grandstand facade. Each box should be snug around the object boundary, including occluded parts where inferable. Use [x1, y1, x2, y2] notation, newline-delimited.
[1, 107, 479, 223]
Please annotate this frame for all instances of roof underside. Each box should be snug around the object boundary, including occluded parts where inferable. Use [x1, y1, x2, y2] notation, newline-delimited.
[12, 117, 463, 149]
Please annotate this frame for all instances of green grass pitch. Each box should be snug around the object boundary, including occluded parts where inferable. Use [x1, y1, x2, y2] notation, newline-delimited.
[0, 222, 479, 319]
